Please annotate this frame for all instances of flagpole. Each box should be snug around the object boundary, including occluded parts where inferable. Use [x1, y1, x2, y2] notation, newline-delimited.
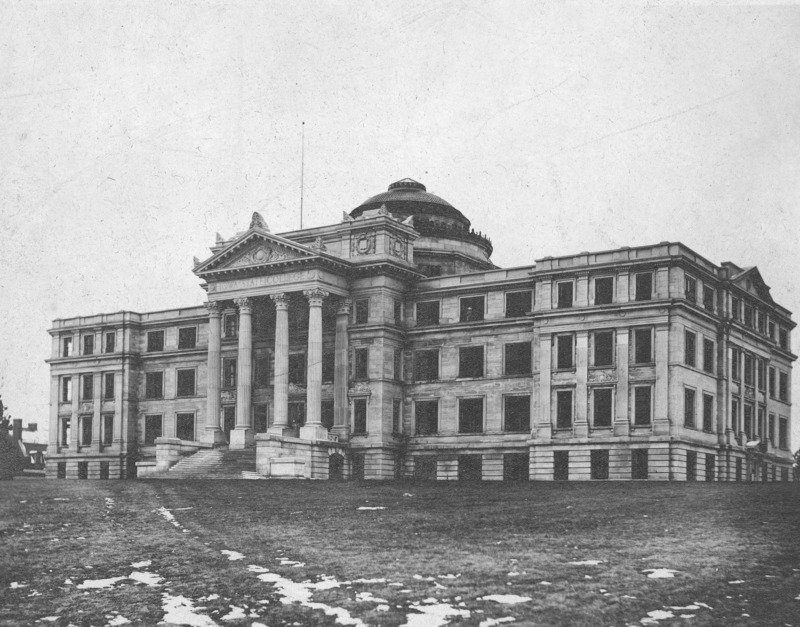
[300, 121, 305, 230]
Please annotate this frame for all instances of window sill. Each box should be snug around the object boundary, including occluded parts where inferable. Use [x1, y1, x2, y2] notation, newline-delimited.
[588, 364, 615, 370]
[592, 425, 612, 430]
[632, 423, 652, 429]
[631, 362, 655, 367]
[456, 376, 485, 381]
[553, 367, 576, 373]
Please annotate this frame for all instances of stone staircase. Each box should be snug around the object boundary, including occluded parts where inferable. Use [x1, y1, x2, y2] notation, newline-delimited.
[148, 447, 264, 480]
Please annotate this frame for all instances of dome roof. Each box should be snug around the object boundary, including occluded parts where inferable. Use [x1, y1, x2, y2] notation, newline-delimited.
[350, 178, 471, 227]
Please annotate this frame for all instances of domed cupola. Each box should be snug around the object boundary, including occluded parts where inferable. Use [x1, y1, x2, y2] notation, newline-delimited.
[352, 178, 494, 276]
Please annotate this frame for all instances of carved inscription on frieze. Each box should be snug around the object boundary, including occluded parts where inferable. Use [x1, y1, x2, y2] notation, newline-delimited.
[208, 270, 316, 293]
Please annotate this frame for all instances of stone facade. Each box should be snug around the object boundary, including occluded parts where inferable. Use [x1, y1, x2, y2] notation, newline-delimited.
[46, 179, 796, 481]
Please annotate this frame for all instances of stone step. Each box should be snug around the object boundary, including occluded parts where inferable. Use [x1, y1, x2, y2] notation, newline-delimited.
[145, 447, 260, 480]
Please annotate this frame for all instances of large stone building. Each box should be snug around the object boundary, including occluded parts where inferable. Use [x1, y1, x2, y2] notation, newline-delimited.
[46, 179, 795, 481]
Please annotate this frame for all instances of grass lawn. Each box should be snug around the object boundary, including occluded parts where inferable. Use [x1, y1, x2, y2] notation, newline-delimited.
[1, 479, 799, 626]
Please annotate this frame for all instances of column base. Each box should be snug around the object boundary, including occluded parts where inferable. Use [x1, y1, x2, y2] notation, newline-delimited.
[330, 426, 350, 442]
[299, 424, 330, 442]
[229, 428, 255, 449]
[267, 425, 296, 438]
[204, 428, 228, 446]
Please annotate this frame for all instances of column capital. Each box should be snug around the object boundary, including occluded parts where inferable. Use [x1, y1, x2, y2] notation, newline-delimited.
[270, 292, 290, 310]
[205, 301, 222, 316]
[234, 297, 253, 313]
[304, 288, 329, 307]
[337, 298, 353, 316]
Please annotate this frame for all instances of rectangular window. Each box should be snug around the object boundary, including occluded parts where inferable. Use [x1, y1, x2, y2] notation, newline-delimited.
[145, 372, 164, 399]
[779, 328, 789, 350]
[146, 330, 165, 352]
[744, 404, 753, 439]
[779, 417, 788, 449]
[633, 386, 652, 426]
[78, 461, 88, 480]
[459, 345, 484, 378]
[60, 416, 71, 446]
[504, 395, 530, 432]
[505, 290, 532, 317]
[685, 276, 696, 303]
[255, 352, 271, 388]
[355, 299, 369, 324]
[320, 401, 333, 431]
[590, 450, 609, 480]
[105, 332, 115, 353]
[62, 336, 73, 357]
[554, 450, 569, 481]
[703, 286, 715, 312]
[702, 393, 714, 432]
[224, 314, 238, 338]
[416, 300, 440, 326]
[779, 372, 789, 402]
[556, 390, 573, 429]
[178, 327, 197, 349]
[394, 299, 403, 325]
[557, 282, 573, 309]
[82, 374, 94, 401]
[593, 331, 614, 367]
[144, 415, 162, 445]
[415, 400, 438, 435]
[768, 413, 775, 445]
[458, 455, 482, 481]
[354, 347, 369, 380]
[592, 388, 613, 428]
[744, 303, 754, 328]
[458, 397, 484, 433]
[505, 342, 531, 375]
[731, 297, 740, 321]
[634, 273, 652, 301]
[61, 376, 72, 403]
[684, 330, 696, 367]
[176, 369, 196, 397]
[757, 310, 765, 334]
[744, 353, 753, 386]
[686, 450, 697, 481]
[223, 357, 237, 388]
[556, 334, 574, 369]
[103, 372, 115, 400]
[768, 366, 776, 397]
[632, 449, 648, 480]
[731, 348, 740, 381]
[768, 321, 776, 340]
[504, 453, 529, 481]
[684, 387, 696, 428]
[633, 328, 653, 364]
[80, 415, 92, 446]
[393, 349, 403, 381]
[176, 413, 195, 441]
[83, 334, 94, 355]
[392, 399, 402, 434]
[736, 457, 742, 482]
[414, 456, 437, 480]
[703, 338, 714, 374]
[757, 358, 765, 391]
[414, 349, 439, 382]
[102, 414, 113, 446]
[289, 353, 306, 385]
[460, 295, 485, 322]
[594, 277, 614, 305]
[100, 461, 110, 480]
[757, 405, 765, 441]
[705, 454, 715, 482]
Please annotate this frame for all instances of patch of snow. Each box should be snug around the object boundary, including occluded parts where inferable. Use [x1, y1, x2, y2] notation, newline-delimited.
[53, 498, 69, 501]
[479, 618, 516, 627]
[569, 560, 603, 566]
[19, 500, 27, 503]
[357, 507, 385, 510]
[248, 565, 269, 573]
[667, 605, 699, 611]
[692, 602, 712, 610]
[413, 575, 434, 581]
[539, 581, 552, 586]
[131, 560, 151, 568]
[351, 578, 387, 584]
[77, 577, 126, 590]
[479, 595, 531, 604]
[64, 578, 73, 585]
[356, 592, 389, 603]
[640, 610, 675, 624]
[161, 594, 218, 627]
[251, 623, 267, 627]
[680, 615, 696, 619]
[584, 575, 593, 580]
[507, 572, 520, 577]
[220, 550, 245, 561]
[376, 604, 390, 612]
[314, 577, 344, 590]
[438, 574, 460, 579]
[728, 580, 744, 585]
[389, 583, 404, 587]
[278, 558, 304, 567]
[128, 571, 163, 586]
[107, 616, 131, 625]
[9, 582, 28, 589]
[40, 618, 59, 623]
[221, 606, 246, 621]
[156, 506, 186, 532]
[403, 493, 414, 497]
[402, 601, 470, 627]
[642, 569, 680, 579]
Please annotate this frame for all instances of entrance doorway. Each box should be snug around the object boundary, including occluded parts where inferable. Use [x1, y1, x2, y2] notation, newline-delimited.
[223, 406, 235, 442]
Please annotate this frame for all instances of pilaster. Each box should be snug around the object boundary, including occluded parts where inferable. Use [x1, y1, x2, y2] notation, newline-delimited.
[574, 330, 589, 437]
[614, 329, 630, 436]
[331, 299, 352, 441]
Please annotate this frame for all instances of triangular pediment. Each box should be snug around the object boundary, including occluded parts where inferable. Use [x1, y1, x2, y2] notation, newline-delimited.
[194, 229, 315, 276]
[731, 267, 774, 305]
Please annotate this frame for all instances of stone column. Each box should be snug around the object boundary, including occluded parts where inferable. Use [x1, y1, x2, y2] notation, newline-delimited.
[231, 297, 255, 449]
[300, 288, 329, 441]
[331, 299, 352, 441]
[268, 293, 292, 436]
[204, 302, 226, 445]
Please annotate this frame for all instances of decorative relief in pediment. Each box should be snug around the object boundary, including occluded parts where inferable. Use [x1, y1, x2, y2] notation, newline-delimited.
[228, 244, 300, 268]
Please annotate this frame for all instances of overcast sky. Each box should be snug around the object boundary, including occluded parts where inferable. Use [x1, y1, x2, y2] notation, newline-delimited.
[2, 1, 799, 447]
